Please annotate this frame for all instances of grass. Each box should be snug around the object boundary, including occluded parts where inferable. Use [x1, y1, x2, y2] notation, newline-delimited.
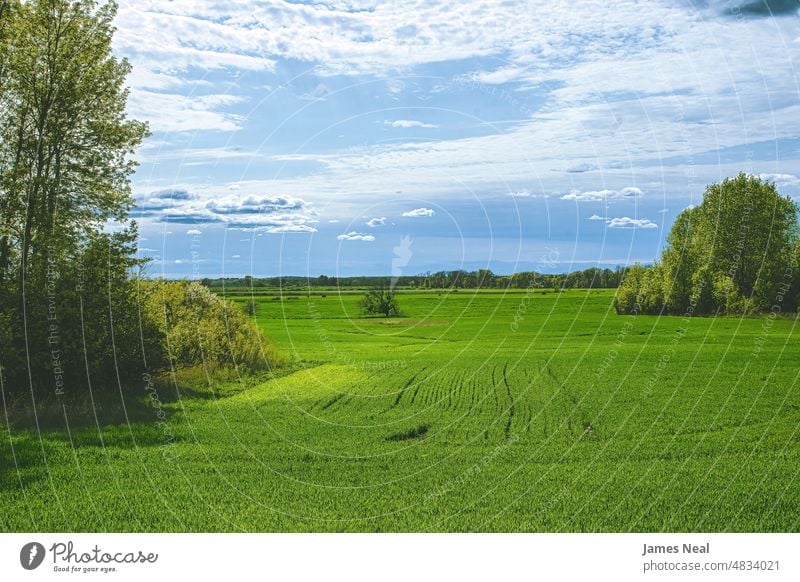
[2, 288, 799, 532]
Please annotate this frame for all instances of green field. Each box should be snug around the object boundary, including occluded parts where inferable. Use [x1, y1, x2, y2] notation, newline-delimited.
[2, 289, 799, 531]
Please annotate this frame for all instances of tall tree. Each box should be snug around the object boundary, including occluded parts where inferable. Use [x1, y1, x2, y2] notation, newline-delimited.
[0, 0, 147, 291]
[0, 0, 149, 396]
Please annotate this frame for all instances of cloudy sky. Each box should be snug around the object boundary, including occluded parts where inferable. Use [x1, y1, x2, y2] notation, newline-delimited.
[118, 0, 800, 277]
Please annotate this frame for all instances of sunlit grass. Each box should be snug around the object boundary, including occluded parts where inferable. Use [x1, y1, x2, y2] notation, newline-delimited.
[2, 289, 798, 532]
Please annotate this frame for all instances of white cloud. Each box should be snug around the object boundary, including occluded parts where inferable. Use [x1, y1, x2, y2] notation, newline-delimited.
[467, 66, 527, 85]
[126, 90, 245, 133]
[205, 195, 306, 216]
[135, 190, 317, 232]
[562, 187, 643, 202]
[367, 217, 386, 227]
[402, 207, 435, 218]
[337, 231, 375, 241]
[385, 120, 438, 129]
[387, 79, 405, 94]
[138, 146, 257, 166]
[758, 173, 800, 187]
[231, 254, 241, 259]
[122, 0, 800, 223]
[564, 162, 597, 174]
[300, 83, 331, 101]
[266, 224, 318, 234]
[508, 189, 533, 198]
[587, 214, 605, 221]
[606, 217, 658, 229]
[186, 229, 202, 235]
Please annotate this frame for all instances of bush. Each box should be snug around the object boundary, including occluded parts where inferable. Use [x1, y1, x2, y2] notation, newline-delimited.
[140, 281, 282, 373]
[0, 227, 161, 398]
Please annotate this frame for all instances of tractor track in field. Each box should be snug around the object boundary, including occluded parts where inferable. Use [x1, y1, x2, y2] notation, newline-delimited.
[502, 363, 515, 441]
[409, 372, 425, 405]
[448, 369, 465, 410]
[320, 392, 346, 411]
[423, 370, 446, 407]
[392, 367, 427, 408]
[545, 364, 594, 438]
[538, 360, 551, 437]
[469, 372, 480, 410]
[491, 365, 500, 409]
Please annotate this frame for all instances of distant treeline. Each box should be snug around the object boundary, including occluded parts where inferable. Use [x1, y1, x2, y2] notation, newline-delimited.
[200, 266, 626, 290]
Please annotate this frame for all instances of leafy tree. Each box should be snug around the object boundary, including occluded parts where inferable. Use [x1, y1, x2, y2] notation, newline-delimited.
[615, 174, 799, 315]
[614, 264, 646, 315]
[0, 0, 148, 290]
[0, 1, 281, 403]
[697, 173, 796, 309]
[660, 207, 699, 313]
[360, 285, 401, 317]
[0, 0, 152, 397]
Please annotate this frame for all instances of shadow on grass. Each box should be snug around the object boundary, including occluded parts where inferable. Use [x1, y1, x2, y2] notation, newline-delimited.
[1, 361, 301, 432]
[386, 423, 431, 441]
[0, 391, 176, 492]
[0, 363, 304, 491]
[2, 390, 160, 433]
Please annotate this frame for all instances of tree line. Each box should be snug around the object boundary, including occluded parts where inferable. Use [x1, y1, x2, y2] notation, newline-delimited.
[202, 267, 627, 291]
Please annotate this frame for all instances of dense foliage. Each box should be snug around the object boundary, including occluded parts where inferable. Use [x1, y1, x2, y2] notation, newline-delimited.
[0, 0, 151, 398]
[615, 174, 800, 316]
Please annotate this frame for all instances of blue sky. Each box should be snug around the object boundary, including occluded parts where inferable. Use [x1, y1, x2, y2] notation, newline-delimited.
[114, 0, 800, 277]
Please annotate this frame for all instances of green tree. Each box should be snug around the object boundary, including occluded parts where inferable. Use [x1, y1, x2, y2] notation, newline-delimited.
[697, 173, 796, 309]
[360, 285, 401, 317]
[615, 174, 799, 315]
[614, 263, 646, 315]
[244, 299, 258, 316]
[0, 0, 150, 397]
[0, 0, 282, 405]
[0, 0, 147, 289]
[660, 207, 700, 313]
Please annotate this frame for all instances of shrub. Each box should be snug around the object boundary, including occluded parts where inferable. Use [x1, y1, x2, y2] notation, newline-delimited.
[140, 281, 282, 373]
[0, 228, 161, 398]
